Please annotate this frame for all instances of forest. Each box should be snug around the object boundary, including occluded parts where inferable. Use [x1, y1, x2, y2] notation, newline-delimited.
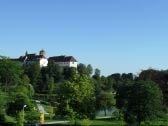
[0, 57, 168, 126]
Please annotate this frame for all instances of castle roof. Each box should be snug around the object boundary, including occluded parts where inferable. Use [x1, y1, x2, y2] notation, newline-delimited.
[12, 53, 46, 62]
[48, 56, 77, 62]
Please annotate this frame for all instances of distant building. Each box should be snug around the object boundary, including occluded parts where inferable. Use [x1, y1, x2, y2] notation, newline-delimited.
[12, 50, 78, 68]
[48, 56, 78, 68]
[12, 49, 48, 67]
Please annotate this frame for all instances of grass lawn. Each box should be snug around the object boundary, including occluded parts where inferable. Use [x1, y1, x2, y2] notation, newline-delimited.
[67, 119, 168, 126]
[66, 119, 125, 126]
[89, 120, 125, 126]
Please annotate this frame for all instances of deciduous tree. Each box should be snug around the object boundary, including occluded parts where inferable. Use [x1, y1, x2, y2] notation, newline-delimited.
[116, 80, 164, 126]
[0, 59, 23, 92]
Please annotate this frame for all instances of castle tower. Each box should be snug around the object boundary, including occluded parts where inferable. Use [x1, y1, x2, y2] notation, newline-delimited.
[39, 49, 46, 57]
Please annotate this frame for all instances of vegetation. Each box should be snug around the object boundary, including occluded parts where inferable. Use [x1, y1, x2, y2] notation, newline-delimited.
[0, 57, 167, 126]
[116, 80, 164, 126]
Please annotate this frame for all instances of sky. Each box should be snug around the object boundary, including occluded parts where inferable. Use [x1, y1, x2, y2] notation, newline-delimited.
[0, 0, 168, 76]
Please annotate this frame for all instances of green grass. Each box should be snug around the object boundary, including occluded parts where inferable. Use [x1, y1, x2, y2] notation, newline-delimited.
[141, 119, 168, 126]
[89, 120, 125, 126]
[67, 119, 125, 126]
[68, 119, 168, 126]
[5, 115, 16, 123]
[39, 103, 168, 126]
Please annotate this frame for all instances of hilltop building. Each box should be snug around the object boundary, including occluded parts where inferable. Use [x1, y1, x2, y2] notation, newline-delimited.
[12, 49, 48, 67]
[48, 56, 78, 68]
[12, 49, 78, 68]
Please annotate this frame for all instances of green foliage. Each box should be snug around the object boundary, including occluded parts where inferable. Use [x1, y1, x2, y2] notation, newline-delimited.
[96, 91, 115, 116]
[6, 92, 31, 116]
[0, 113, 6, 123]
[0, 59, 23, 92]
[116, 80, 164, 125]
[25, 110, 40, 123]
[86, 64, 93, 76]
[26, 84, 35, 98]
[63, 67, 77, 80]
[102, 77, 115, 91]
[0, 90, 7, 114]
[46, 61, 64, 82]
[77, 63, 88, 76]
[139, 69, 168, 106]
[16, 111, 24, 126]
[56, 74, 95, 119]
[4, 115, 16, 126]
[121, 73, 133, 81]
[1, 55, 168, 126]
[112, 109, 124, 120]
[47, 76, 55, 94]
[23, 62, 40, 89]
[13, 85, 29, 96]
[93, 69, 100, 80]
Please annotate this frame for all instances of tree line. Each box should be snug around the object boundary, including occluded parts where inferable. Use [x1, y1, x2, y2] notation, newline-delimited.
[0, 57, 167, 125]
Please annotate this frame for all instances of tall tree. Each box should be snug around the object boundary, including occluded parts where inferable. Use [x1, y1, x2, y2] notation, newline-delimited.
[116, 80, 164, 126]
[46, 61, 63, 82]
[77, 63, 87, 75]
[56, 74, 95, 119]
[6, 92, 31, 116]
[96, 91, 115, 116]
[47, 76, 55, 95]
[121, 73, 133, 80]
[93, 69, 100, 79]
[139, 69, 168, 105]
[0, 90, 7, 122]
[63, 67, 77, 80]
[86, 64, 93, 76]
[0, 59, 23, 92]
[23, 62, 41, 90]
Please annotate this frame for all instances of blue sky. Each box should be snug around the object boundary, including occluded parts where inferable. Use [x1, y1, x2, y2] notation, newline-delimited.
[0, 0, 168, 76]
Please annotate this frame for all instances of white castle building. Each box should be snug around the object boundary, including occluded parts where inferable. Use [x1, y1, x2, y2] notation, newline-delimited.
[12, 49, 78, 68]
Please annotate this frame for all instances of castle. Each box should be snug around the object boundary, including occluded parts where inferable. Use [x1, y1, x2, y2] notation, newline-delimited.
[12, 49, 78, 68]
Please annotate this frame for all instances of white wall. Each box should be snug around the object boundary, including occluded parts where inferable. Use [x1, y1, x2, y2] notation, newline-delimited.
[39, 58, 48, 67]
[54, 61, 78, 68]
[69, 61, 78, 68]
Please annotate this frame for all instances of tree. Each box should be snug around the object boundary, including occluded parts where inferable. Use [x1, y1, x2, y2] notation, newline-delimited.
[22, 62, 40, 89]
[93, 69, 100, 79]
[110, 73, 121, 81]
[56, 75, 95, 119]
[25, 110, 39, 124]
[0, 90, 7, 122]
[116, 80, 164, 126]
[92, 69, 101, 96]
[139, 69, 168, 106]
[78, 64, 93, 76]
[96, 91, 115, 116]
[121, 73, 133, 81]
[104, 77, 115, 92]
[6, 92, 31, 116]
[16, 111, 24, 126]
[63, 67, 77, 80]
[0, 59, 23, 92]
[47, 76, 55, 95]
[77, 63, 88, 76]
[46, 61, 64, 82]
[86, 64, 93, 76]
[14, 75, 35, 98]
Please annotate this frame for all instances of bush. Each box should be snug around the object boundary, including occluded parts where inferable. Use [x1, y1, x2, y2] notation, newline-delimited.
[0, 113, 5, 122]
[25, 110, 40, 124]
